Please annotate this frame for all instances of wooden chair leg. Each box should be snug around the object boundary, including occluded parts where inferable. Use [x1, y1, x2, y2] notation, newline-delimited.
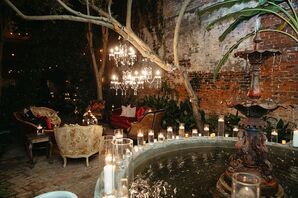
[63, 157, 67, 168]
[86, 157, 89, 167]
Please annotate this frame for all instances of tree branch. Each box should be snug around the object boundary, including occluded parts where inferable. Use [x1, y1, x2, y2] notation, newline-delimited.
[126, 0, 132, 30]
[4, 0, 114, 28]
[56, 0, 108, 21]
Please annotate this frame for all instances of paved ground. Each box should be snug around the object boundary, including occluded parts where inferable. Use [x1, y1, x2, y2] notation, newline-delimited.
[0, 126, 114, 198]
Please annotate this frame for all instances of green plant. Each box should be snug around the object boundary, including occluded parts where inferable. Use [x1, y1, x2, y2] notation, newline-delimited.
[225, 112, 241, 132]
[198, 0, 298, 78]
[263, 116, 295, 142]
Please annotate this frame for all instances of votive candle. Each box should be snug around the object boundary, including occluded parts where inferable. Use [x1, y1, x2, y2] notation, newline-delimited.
[282, 140, 287, 145]
[179, 123, 185, 138]
[148, 130, 154, 144]
[158, 133, 165, 142]
[204, 124, 210, 136]
[137, 131, 144, 146]
[167, 126, 174, 140]
[192, 129, 198, 137]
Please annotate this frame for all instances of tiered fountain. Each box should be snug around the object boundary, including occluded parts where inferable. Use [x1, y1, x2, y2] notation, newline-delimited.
[216, 34, 284, 197]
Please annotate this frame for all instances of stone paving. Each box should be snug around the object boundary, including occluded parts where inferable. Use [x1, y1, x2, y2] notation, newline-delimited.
[0, 128, 114, 198]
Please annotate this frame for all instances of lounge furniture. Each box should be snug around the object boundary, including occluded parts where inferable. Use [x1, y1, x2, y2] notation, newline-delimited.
[127, 109, 165, 140]
[13, 106, 61, 135]
[54, 124, 103, 167]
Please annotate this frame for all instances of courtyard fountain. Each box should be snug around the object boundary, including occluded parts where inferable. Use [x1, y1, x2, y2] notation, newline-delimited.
[216, 38, 284, 196]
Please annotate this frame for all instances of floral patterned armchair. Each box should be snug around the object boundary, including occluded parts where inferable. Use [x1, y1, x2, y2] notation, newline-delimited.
[54, 124, 103, 167]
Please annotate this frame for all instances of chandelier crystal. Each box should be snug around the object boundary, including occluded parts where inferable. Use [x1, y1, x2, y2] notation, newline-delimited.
[109, 43, 137, 67]
[110, 67, 162, 95]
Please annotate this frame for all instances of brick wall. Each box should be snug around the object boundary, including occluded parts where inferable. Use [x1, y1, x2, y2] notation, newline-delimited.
[139, 1, 298, 124]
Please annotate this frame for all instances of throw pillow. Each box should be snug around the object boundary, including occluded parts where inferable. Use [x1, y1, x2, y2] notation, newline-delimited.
[136, 107, 146, 121]
[126, 106, 136, 118]
[120, 105, 128, 117]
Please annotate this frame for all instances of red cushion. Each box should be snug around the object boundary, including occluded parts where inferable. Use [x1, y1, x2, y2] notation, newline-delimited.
[136, 107, 145, 121]
[110, 115, 132, 129]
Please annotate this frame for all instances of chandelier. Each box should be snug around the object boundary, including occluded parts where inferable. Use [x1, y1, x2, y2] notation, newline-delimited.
[110, 67, 162, 95]
[109, 43, 137, 67]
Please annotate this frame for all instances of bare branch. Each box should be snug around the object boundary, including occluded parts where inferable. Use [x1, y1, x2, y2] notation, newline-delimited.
[4, 0, 114, 28]
[56, 0, 108, 21]
[173, 0, 191, 69]
[126, 0, 132, 30]
[108, 0, 112, 17]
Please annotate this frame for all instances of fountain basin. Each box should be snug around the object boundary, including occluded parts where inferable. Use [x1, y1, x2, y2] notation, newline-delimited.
[94, 138, 298, 197]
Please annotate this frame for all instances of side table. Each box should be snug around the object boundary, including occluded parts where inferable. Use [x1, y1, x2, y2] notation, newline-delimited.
[25, 133, 53, 167]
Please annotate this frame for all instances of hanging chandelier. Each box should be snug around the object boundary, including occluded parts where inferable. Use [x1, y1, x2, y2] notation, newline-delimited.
[110, 68, 162, 95]
[109, 42, 137, 67]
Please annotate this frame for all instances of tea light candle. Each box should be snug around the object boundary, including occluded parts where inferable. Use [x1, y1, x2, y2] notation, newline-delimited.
[104, 154, 115, 195]
[233, 126, 239, 136]
[236, 186, 255, 197]
[185, 133, 189, 138]
[225, 134, 229, 137]
[198, 133, 202, 137]
[37, 124, 43, 135]
[133, 145, 139, 153]
[282, 140, 287, 145]
[154, 138, 157, 143]
[176, 135, 180, 139]
[271, 129, 278, 143]
[210, 133, 216, 138]
[293, 129, 298, 147]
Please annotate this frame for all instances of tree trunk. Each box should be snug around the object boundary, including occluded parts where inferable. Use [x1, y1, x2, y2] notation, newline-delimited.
[86, 23, 102, 100]
[173, 0, 203, 132]
[98, 26, 109, 100]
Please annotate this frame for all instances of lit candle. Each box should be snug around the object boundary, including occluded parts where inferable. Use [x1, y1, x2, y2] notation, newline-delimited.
[271, 129, 278, 143]
[198, 133, 202, 137]
[233, 126, 239, 136]
[158, 133, 165, 142]
[37, 124, 43, 135]
[154, 138, 157, 143]
[179, 123, 185, 138]
[218, 115, 225, 137]
[133, 145, 139, 153]
[225, 134, 229, 137]
[210, 133, 216, 138]
[104, 154, 115, 195]
[192, 129, 198, 137]
[236, 186, 256, 197]
[137, 131, 144, 146]
[282, 140, 287, 145]
[293, 129, 298, 147]
[185, 133, 189, 138]
[204, 124, 210, 136]
[148, 130, 154, 144]
[176, 135, 180, 139]
[167, 126, 174, 140]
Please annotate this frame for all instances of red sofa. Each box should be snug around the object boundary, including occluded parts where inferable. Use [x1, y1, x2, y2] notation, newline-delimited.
[110, 106, 146, 130]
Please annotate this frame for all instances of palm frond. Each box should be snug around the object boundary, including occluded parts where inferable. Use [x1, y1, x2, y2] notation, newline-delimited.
[198, 0, 254, 17]
[213, 32, 255, 79]
[219, 17, 249, 41]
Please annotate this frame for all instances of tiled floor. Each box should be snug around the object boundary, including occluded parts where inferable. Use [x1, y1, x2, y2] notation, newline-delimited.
[0, 125, 114, 198]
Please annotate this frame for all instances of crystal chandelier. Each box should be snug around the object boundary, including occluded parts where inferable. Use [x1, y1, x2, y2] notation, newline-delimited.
[110, 68, 162, 95]
[109, 43, 137, 67]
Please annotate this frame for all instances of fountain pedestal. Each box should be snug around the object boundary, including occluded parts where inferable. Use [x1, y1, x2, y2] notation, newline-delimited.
[216, 49, 284, 197]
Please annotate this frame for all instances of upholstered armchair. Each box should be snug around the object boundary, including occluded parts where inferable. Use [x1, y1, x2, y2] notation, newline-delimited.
[54, 124, 103, 167]
[127, 110, 165, 140]
[13, 106, 61, 135]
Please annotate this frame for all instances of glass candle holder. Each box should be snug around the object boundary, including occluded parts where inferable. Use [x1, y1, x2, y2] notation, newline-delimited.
[271, 129, 278, 143]
[293, 128, 298, 147]
[158, 133, 165, 142]
[178, 123, 185, 138]
[233, 126, 239, 137]
[36, 124, 43, 135]
[104, 154, 115, 196]
[118, 178, 129, 198]
[112, 138, 133, 167]
[114, 129, 123, 140]
[148, 129, 154, 144]
[232, 172, 260, 198]
[192, 129, 198, 137]
[137, 131, 144, 147]
[218, 115, 225, 137]
[167, 126, 174, 140]
[203, 124, 210, 136]
[103, 135, 114, 155]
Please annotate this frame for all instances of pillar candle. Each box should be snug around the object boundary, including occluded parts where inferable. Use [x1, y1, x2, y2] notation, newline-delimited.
[104, 155, 114, 195]
[293, 129, 298, 147]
